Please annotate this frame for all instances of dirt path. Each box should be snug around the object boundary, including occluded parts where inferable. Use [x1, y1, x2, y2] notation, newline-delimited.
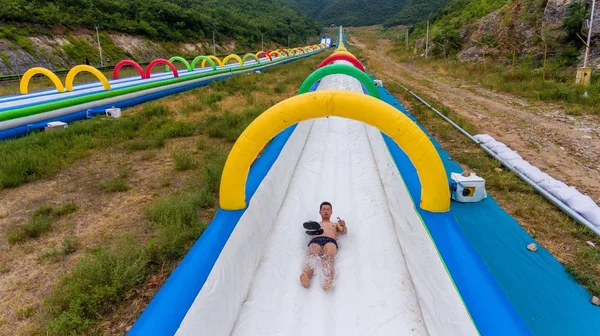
[351, 34, 600, 204]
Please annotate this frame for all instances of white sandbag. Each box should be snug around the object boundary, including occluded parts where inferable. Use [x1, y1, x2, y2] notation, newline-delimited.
[493, 146, 513, 155]
[513, 161, 534, 174]
[539, 178, 568, 191]
[535, 173, 554, 185]
[549, 186, 579, 203]
[497, 151, 522, 161]
[566, 195, 598, 213]
[521, 166, 543, 183]
[474, 134, 496, 144]
[508, 159, 529, 171]
[579, 206, 600, 227]
[485, 142, 507, 151]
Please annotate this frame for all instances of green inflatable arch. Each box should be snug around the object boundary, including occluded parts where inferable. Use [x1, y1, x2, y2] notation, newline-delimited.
[242, 53, 260, 65]
[190, 56, 217, 71]
[298, 64, 380, 98]
[166, 56, 192, 72]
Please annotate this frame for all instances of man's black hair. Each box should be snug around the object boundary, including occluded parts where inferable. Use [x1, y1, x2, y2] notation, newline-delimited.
[320, 201, 332, 210]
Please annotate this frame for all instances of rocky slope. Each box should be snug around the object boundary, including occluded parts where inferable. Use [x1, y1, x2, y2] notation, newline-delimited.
[415, 0, 600, 67]
[0, 27, 256, 76]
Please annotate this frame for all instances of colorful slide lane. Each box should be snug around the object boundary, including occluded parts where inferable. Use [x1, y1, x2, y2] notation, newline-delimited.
[128, 26, 537, 335]
[0, 59, 261, 107]
[0, 48, 327, 141]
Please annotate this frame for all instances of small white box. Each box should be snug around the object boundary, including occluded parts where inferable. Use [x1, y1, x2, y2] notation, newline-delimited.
[450, 172, 487, 203]
[374, 79, 383, 87]
[106, 107, 121, 118]
[45, 121, 68, 130]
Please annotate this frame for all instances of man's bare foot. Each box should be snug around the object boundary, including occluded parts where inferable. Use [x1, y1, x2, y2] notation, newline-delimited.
[323, 278, 333, 291]
[300, 272, 311, 288]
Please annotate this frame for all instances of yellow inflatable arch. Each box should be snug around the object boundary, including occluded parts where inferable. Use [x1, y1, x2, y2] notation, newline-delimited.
[20, 67, 65, 94]
[333, 50, 359, 59]
[65, 65, 111, 91]
[222, 54, 243, 66]
[268, 50, 282, 58]
[201, 55, 224, 68]
[219, 90, 450, 212]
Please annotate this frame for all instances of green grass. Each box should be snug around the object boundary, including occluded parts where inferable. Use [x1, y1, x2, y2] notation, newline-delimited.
[38, 234, 82, 261]
[0, 53, 11, 72]
[101, 168, 130, 192]
[44, 243, 150, 334]
[195, 137, 207, 150]
[173, 151, 198, 171]
[7, 203, 78, 244]
[203, 107, 264, 142]
[125, 136, 165, 151]
[0, 104, 198, 189]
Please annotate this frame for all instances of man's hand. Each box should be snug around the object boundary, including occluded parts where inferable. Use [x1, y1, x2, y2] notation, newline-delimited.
[338, 219, 347, 234]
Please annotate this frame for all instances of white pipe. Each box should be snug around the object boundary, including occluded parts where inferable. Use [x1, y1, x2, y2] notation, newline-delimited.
[377, 73, 600, 236]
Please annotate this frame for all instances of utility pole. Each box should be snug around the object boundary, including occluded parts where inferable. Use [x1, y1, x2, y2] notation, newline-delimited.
[212, 31, 216, 55]
[405, 28, 409, 50]
[261, 32, 264, 51]
[575, 0, 596, 88]
[425, 20, 430, 58]
[94, 25, 104, 67]
[584, 0, 596, 68]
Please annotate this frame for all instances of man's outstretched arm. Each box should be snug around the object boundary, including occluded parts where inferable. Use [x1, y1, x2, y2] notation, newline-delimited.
[337, 220, 347, 234]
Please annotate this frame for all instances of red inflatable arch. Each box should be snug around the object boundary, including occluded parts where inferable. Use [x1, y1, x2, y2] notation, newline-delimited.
[256, 51, 272, 61]
[278, 49, 290, 56]
[317, 53, 366, 72]
[113, 60, 146, 79]
[145, 58, 179, 79]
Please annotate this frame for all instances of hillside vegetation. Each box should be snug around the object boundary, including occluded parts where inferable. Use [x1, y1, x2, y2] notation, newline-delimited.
[285, 0, 451, 27]
[0, 0, 320, 45]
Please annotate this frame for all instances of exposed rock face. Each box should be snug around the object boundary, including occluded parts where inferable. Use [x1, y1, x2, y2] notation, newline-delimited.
[0, 29, 243, 75]
[543, 0, 580, 30]
[456, 0, 600, 66]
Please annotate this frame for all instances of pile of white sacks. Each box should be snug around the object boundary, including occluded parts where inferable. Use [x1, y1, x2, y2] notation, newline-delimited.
[474, 134, 600, 228]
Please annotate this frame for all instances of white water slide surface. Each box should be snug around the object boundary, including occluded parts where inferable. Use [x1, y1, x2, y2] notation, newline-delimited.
[175, 71, 478, 336]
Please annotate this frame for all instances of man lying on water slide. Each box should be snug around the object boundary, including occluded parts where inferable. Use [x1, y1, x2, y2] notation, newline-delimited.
[300, 201, 347, 291]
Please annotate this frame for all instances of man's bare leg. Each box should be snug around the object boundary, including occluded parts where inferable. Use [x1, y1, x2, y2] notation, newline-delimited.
[300, 244, 321, 288]
[322, 243, 338, 291]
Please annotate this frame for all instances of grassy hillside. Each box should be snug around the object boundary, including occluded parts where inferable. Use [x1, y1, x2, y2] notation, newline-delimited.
[0, 0, 320, 45]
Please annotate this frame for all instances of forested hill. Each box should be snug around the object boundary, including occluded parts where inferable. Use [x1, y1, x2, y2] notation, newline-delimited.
[384, 0, 452, 27]
[284, 0, 451, 27]
[0, 0, 320, 45]
[285, 0, 405, 26]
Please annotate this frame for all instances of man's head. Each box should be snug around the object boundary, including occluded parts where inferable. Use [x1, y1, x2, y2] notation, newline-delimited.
[319, 201, 332, 221]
